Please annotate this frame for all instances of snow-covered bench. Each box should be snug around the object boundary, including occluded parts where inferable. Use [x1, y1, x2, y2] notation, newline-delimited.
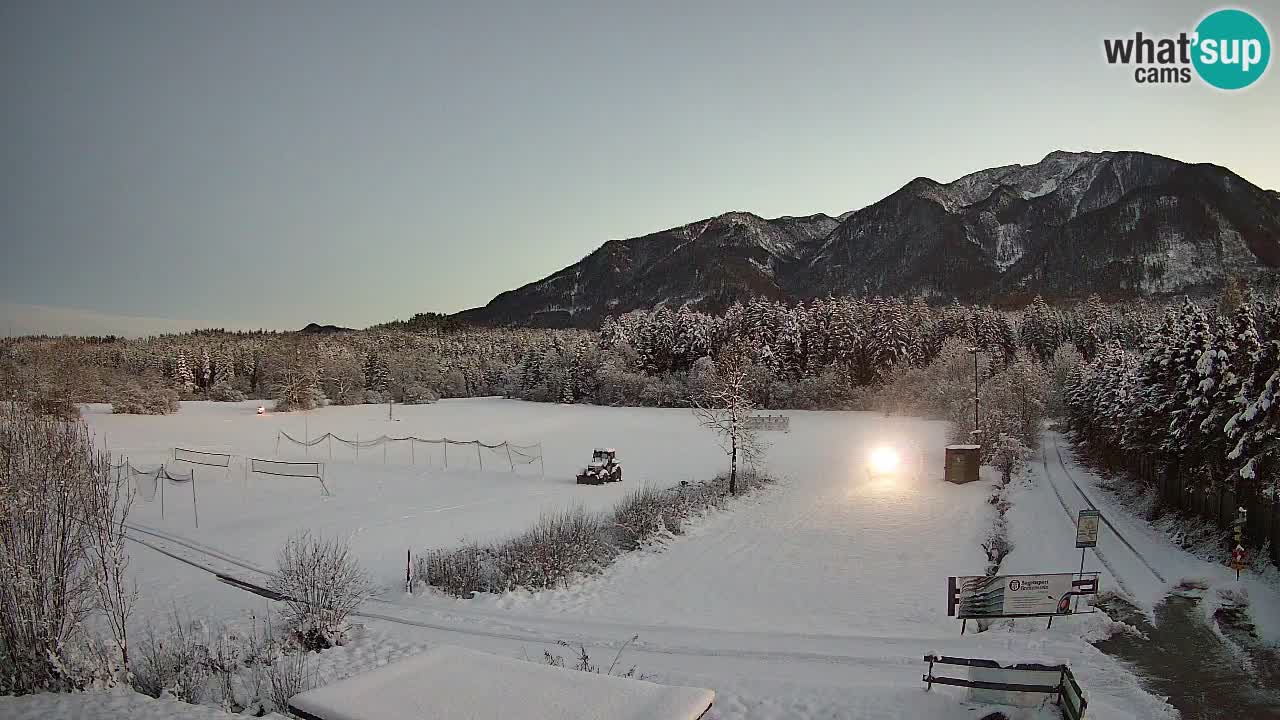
[287, 645, 715, 720]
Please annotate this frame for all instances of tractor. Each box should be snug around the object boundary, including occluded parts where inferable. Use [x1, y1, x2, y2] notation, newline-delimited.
[576, 448, 622, 485]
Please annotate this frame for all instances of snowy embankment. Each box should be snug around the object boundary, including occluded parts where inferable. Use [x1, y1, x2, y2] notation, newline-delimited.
[0, 401, 1180, 720]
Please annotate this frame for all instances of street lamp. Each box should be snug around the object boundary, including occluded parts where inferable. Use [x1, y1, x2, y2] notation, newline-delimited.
[968, 345, 981, 446]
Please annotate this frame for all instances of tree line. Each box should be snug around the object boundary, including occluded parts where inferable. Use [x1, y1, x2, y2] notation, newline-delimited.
[2, 295, 1165, 416]
[1066, 294, 1280, 499]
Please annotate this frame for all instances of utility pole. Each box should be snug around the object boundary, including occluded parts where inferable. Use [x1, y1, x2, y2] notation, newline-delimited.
[969, 312, 981, 445]
[973, 348, 980, 432]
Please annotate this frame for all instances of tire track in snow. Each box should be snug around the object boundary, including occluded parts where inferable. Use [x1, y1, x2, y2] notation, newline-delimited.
[1049, 438, 1166, 584]
[1037, 445, 1136, 598]
[126, 522, 275, 578]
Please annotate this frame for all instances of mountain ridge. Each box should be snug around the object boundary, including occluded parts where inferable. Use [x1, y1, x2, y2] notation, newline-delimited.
[455, 150, 1280, 327]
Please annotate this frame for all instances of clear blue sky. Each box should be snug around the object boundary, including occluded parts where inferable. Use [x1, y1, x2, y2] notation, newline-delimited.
[2, 1, 1276, 334]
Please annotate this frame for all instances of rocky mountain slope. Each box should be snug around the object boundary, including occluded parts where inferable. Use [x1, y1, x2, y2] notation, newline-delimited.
[457, 151, 1280, 326]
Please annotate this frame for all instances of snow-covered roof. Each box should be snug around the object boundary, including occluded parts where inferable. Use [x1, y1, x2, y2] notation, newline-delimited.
[946, 444, 981, 450]
[287, 645, 715, 720]
[595, 447, 616, 453]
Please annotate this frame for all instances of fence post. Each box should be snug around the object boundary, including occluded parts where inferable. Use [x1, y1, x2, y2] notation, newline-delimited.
[160, 466, 165, 519]
[410, 438, 415, 465]
[505, 443, 514, 472]
[191, 469, 199, 529]
[356, 432, 360, 460]
[444, 440, 448, 469]
[477, 442, 482, 469]
[329, 434, 333, 460]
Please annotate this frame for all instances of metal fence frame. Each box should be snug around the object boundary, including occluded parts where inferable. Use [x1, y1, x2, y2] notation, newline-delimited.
[249, 457, 329, 496]
[923, 655, 1086, 720]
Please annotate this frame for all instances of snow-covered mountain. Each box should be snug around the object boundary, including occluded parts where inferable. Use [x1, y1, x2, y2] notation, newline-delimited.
[457, 151, 1280, 326]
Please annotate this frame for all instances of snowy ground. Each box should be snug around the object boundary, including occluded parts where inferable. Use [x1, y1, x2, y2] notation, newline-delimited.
[1, 401, 1189, 719]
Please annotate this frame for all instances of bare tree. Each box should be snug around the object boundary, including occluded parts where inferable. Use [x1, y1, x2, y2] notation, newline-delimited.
[692, 342, 767, 494]
[269, 531, 373, 650]
[0, 406, 133, 691]
[86, 463, 137, 674]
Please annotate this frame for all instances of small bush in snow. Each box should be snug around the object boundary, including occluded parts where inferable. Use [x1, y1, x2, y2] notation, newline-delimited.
[206, 381, 246, 402]
[542, 634, 642, 679]
[397, 382, 439, 404]
[112, 380, 179, 415]
[131, 609, 212, 703]
[273, 385, 326, 413]
[266, 650, 317, 715]
[611, 485, 686, 549]
[30, 386, 81, 420]
[269, 532, 373, 651]
[989, 432, 1029, 485]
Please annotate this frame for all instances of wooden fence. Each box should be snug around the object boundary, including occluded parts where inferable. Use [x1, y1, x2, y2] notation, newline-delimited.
[1138, 459, 1280, 565]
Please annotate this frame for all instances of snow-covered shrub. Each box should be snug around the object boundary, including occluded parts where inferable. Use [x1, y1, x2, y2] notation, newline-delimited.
[640, 376, 688, 407]
[273, 385, 326, 413]
[594, 367, 650, 407]
[989, 432, 1029, 485]
[112, 380, 179, 415]
[981, 484, 1015, 576]
[542, 635, 641, 679]
[397, 382, 438, 405]
[420, 509, 610, 596]
[1249, 542, 1280, 585]
[503, 508, 612, 590]
[206, 381, 246, 402]
[417, 471, 772, 597]
[771, 367, 857, 410]
[266, 650, 316, 715]
[611, 485, 685, 549]
[269, 532, 372, 651]
[130, 610, 212, 703]
[414, 541, 496, 597]
[30, 385, 81, 420]
[0, 407, 133, 694]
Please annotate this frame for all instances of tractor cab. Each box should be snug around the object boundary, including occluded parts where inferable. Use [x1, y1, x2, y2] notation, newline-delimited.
[577, 448, 622, 485]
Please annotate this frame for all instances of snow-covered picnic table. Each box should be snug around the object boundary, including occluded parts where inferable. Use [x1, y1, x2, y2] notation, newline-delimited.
[287, 645, 715, 720]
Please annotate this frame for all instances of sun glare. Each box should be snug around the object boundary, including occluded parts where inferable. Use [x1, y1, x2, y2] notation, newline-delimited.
[868, 446, 900, 475]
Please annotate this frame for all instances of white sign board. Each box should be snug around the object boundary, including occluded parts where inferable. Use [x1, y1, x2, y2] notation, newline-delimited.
[949, 573, 1081, 618]
[1075, 509, 1101, 548]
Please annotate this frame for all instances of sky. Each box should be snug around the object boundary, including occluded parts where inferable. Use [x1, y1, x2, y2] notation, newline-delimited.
[2, 0, 1276, 336]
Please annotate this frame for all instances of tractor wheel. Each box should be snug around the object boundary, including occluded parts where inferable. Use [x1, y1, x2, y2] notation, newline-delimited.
[614, 467, 622, 482]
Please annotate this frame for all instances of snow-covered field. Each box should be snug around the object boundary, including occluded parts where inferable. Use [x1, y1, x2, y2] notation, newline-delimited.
[2, 400, 1191, 719]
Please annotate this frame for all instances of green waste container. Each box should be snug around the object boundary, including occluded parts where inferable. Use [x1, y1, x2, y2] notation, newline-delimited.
[945, 445, 981, 484]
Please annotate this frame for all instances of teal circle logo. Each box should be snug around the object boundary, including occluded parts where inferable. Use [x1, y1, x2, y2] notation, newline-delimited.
[1192, 9, 1270, 90]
